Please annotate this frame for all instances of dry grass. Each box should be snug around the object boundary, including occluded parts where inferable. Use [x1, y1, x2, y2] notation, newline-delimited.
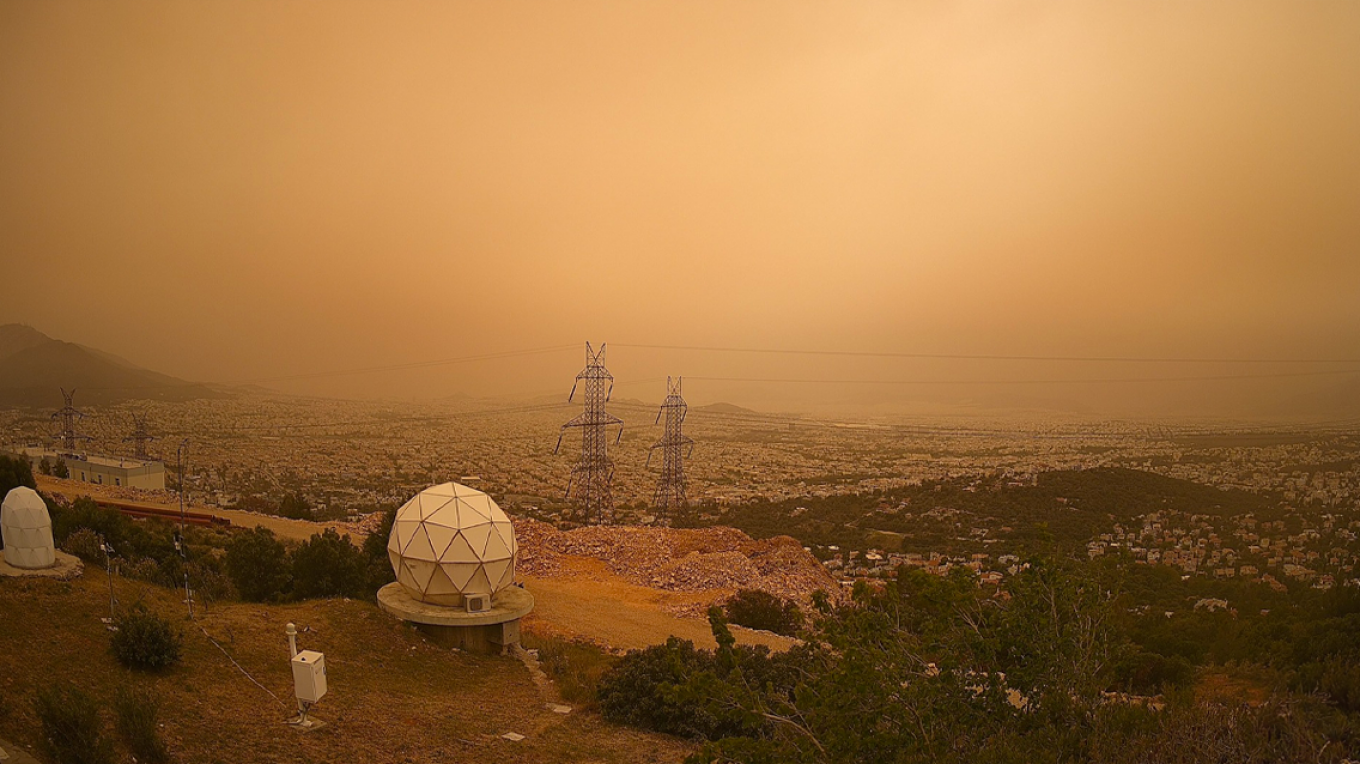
[0, 570, 694, 763]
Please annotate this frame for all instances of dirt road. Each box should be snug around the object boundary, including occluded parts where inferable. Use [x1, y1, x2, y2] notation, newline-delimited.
[35, 475, 361, 542]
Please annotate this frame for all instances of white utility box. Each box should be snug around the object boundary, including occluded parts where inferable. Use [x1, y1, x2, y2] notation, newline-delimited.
[291, 650, 327, 703]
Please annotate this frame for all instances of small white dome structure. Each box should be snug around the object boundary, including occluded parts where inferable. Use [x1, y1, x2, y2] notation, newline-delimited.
[2, 487, 56, 570]
[387, 483, 517, 606]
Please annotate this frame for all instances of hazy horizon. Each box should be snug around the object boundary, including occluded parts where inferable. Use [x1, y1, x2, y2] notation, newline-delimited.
[3, 2, 1359, 418]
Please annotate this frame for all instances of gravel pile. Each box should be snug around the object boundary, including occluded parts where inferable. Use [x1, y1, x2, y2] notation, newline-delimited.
[512, 518, 840, 606]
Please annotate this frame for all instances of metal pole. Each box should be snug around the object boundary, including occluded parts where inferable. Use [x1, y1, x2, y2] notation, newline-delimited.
[177, 439, 188, 536]
[101, 537, 116, 618]
[285, 623, 309, 725]
[176, 439, 193, 619]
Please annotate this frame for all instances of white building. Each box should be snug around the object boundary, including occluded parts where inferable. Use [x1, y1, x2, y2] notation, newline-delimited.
[18, 448, 165, 491]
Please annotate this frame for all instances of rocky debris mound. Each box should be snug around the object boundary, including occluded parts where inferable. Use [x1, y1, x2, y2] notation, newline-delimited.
[513, 518, 839, 606]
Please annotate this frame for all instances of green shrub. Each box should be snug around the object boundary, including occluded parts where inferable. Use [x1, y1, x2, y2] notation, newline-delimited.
[61, 527, 105, 562]
[292, 527, 366, 599]
[189, 559, 235, 604]
[111, 605, 182, 670]
[33, 684, 114, 764]
[597, 637, 743, 740]
[125, 556, 173, 587]
[225, 526, 292, 602]
[114, 685, 169, 764]
[50, 497, 129, 549]
[723, 589, 802, 637]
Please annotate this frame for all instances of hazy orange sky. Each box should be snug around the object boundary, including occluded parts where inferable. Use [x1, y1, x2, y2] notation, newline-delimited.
[2, 2, 1358, 411]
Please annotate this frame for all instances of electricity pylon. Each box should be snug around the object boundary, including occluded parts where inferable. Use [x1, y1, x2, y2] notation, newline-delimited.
[124, 413, 157, 460]
[648, 376, 694, 516]
[554, 342, 623, 524]
[51, 388, 90, 453]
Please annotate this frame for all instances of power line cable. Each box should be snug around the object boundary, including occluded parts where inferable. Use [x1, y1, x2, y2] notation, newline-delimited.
[686, 368, 1360, 386]
[614, 343, 1360, 365]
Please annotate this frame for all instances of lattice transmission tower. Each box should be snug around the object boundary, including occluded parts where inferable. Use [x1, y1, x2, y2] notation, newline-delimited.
[51, 388, 91, 453]
[124, 413, 158, 460]
[554, 342, 624, 525]
[648, 376, 694, 515]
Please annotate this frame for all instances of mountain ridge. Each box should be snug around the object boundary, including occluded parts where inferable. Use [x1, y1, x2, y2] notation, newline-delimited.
[0, 323, 225, 406]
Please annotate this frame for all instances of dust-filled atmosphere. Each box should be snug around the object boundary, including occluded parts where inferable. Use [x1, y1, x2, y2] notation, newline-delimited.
[2, 3, 1360, 764]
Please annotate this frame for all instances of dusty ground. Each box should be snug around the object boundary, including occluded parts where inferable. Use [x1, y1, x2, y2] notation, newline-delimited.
[521, 555, 796, 652]
[0, 570, 695, 764]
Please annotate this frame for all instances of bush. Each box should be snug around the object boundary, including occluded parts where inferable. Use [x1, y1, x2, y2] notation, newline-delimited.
[189, 559, 235, 604]
[723, 589, 802, 637]
[292, 527, 366, 599]
[111, 605, 182, 670]
[62, 527, 105, 562]
[51, 497, 129, 551]
[597, 637, 741, 740]
[33, 684, 114, 764]
[114, 685, 169, 764]
[124, 556, 174, 587]
[225, 526, 292, 602]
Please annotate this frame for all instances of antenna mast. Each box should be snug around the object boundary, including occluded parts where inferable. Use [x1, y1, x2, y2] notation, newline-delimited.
[554, 342, 624, 524]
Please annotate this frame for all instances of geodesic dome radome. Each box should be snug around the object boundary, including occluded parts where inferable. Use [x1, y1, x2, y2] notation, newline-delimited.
[2, 487, 56, 570]
[387, 483, 517, 605]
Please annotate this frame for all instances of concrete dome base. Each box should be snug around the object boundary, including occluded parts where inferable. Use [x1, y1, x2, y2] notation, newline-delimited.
[0, 550, 83, 580]
[377, 582, 533, 655]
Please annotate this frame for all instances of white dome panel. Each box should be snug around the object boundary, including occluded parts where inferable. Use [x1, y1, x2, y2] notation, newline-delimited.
[460, 522, 494, 558]
[404, 526, 437, 562]
[386, 483, 518, 604]
[444, 534, 478, 564]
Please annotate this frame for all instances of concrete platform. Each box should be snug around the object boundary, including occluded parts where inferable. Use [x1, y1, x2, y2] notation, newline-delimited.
[378, 583, 533, 654]
[0, 550, 83, 580]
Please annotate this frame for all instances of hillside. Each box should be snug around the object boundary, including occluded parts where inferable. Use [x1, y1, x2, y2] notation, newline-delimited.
[34, 474, 804, 652]
[698, 467, 1279, 556]
[0, 570, 693, 763]
[0, 324, 223, 406]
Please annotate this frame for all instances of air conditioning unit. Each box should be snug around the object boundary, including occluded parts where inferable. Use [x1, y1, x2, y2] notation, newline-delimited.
[466, 595, 489, 613]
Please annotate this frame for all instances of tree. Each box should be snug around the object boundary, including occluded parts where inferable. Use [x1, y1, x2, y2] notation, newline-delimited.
[0, 453, 35, 497]
[53, 457, 69, 479]
[225, 525, 292, 601]
[0, 454, 37, 551]
[278, 492, 311, 520]
[361, 504, 397, 594]
[291, 527, 366, 599]
[724, 589, 803, 637]
[38, 456, 52, 475]
[626, 559, 1127, 764]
